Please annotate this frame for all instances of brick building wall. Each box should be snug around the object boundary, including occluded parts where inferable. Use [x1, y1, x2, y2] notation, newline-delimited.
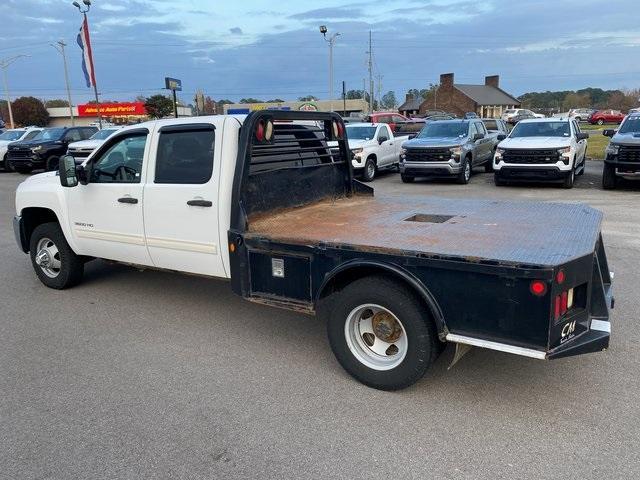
[419, 73, 477, 117]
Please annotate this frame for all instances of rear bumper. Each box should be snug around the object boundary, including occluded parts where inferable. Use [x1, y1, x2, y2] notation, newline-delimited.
[547, 319, 610, 359]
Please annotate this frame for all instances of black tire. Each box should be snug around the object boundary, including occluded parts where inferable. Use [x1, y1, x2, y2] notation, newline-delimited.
[46, 156, 60, 172]
[494, 173, 507, 186]
[14, 166, 33, 174]
[2, 153, 12, 171]
[401, 174, 414, 183]
[602, 163, 617, 190]
[29, 222, 84, 289]
[324, 275, 440, 390]
[562, 168, 575, 189]
[456, 156, 471, 184]
[361, 157, 376, 182]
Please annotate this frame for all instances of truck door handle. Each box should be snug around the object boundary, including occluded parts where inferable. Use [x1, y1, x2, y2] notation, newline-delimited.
[187, 199, 213, 207]
[117, 197, 138, 204]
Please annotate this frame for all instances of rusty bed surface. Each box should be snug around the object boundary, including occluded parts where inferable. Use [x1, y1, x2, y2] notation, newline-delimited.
[246, 194, 603, 267]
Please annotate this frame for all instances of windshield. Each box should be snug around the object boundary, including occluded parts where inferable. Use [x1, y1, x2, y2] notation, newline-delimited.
[0, 130, 25, 141]
[510, 121, 570, 138]
[346, 126, 378, 140]
[618, 117, 640, 134]
[417, 122, 468, 139]
[32, 128, 65, 141]
[90, 128, 118, 140]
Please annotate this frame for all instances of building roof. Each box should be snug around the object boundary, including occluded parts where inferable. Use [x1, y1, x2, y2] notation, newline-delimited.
[398, 96, 422, 111]
[454, 84, 520, 106]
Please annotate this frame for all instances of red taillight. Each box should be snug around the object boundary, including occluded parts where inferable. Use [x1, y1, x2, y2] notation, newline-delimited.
[556, 269, 565, 284]
[255, 120, 265, 142]
[337, 121, 345, 138]
[554, 296, 561, 320]
[530, 280, 547, 296]
[560, 291, 568, 315]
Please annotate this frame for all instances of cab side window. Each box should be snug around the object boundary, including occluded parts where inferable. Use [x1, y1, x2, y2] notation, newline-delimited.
[90, 133, 147, 183]
[155, 128, 215, 184]
[377, 126, 390, 142]
[475, 122, 487, 135]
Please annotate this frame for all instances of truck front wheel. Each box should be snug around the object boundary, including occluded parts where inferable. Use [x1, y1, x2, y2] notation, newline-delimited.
[400, 174, 414, 183]
[456, 156, 471, 184]
[325, 276, 439, 390]
[29, 222, 84, 289]
[361, 158, 376, 182]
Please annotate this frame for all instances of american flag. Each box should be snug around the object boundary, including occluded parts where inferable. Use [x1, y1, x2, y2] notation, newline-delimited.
[76, 16, 96, 88]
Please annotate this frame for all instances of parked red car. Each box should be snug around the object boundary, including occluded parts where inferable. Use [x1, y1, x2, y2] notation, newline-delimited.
[588, 110, 625, 125]
[364, 112, 411, 132]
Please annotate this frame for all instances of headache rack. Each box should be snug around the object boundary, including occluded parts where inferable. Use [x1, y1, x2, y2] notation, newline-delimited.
[230, 110, 366, 232]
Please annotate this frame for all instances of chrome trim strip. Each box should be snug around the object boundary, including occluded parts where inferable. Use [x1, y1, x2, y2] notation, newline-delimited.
[590, 319, 611, 333]
[445, 333, 547, 359]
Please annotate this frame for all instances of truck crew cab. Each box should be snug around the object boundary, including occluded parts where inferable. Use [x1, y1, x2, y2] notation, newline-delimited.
[14, 111, 613, 391]
[602, 113, 640, 189]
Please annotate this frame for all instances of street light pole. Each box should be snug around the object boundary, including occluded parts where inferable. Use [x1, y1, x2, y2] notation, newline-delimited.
[0, 55, 29, 129]
[51, 40, 75, 126]
[320, 26, 340, 112]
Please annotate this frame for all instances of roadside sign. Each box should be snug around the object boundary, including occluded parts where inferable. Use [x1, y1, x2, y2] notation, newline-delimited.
[165, 77, 182, 91]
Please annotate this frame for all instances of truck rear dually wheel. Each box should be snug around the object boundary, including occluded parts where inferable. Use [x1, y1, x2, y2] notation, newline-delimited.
[325, 276, 439, 390]
[29, 222, 84, 289]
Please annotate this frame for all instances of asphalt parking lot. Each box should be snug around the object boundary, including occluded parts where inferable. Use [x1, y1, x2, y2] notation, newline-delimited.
[1, 163, 639, 479]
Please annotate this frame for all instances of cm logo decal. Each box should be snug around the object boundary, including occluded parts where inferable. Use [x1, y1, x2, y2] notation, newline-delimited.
[561, 320, 576, 339]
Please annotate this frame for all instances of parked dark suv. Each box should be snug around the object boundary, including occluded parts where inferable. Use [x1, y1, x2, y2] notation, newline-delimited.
[7, 126, 97, 173]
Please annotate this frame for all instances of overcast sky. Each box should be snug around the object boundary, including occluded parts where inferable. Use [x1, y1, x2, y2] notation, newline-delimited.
[1, 0, 639, 105]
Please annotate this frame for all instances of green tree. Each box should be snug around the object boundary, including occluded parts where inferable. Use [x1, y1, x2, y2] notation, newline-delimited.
[562, 92, 591, 111]
[298, 95, 318, 102]
[44, 99, 70, 108]
[143, 94, 174, 119]
[0, 100, 9, 124]
[12, 96, 49, 126]
[240, 98, 263, 104]
[345, 90, 363, 100]
[380, 91, 397, 109]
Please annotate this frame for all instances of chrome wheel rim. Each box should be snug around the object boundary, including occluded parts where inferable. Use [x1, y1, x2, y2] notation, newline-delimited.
[345, 304, 408, 371]
[34, 237, 61, 278]
[464, 162, 471, 181]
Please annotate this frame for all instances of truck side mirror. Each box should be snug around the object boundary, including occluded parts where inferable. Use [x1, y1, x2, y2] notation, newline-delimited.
[602, 129, 616, 137]
[378, 136, 388, 144]
[576, 132, 589, 141]
[473, 133, 484, 141]
[497, 134, 507, 141]
[59, 155, 78, 187]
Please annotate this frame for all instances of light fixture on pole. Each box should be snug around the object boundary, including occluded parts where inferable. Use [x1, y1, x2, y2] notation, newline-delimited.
[73, 0, 103, 128]
[50, 40, 75, 126]
[0, 54, 29, 129]
[319, 25, 340, 112]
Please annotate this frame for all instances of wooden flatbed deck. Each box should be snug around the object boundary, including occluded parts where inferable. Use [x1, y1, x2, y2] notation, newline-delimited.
[247, 194, 603, 267]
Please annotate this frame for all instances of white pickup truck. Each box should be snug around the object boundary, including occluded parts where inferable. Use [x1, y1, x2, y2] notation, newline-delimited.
[343, 123, 410, 181]
[13, 111, 613, 391]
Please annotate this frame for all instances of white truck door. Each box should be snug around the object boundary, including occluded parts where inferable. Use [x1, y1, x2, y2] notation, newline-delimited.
[142, 121, 226, 277]
[377, 125, 393, 166]
[65, 129, 152, 265]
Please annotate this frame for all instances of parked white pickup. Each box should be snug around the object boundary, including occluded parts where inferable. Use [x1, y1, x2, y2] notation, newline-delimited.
[343, 123, 410, 181]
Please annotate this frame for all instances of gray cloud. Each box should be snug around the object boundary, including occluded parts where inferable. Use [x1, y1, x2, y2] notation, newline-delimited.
[229, 27, 243, 35]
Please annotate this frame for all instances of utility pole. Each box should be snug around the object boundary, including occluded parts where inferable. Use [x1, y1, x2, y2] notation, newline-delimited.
[0, 55, 29, 129]
[342, 80, 346, 117]
[367, 30, 374, 114]
[51, 40, 74, 126]
[363, 78, 368, 113]
[319, 26, 340, 112]
[376, 74, 383, 109]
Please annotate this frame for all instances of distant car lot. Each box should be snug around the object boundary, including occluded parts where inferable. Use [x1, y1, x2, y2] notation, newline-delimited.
[1, 165, 638, 478]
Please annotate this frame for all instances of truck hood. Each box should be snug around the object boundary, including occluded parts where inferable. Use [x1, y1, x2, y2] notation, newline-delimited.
[20, 171, 58, 185]
[611, 132, 640, 146]
[68, 139, 104, 149]
[9, 139, 58, 149]
[347, 139, 374, 149]
[500, 137, 571, 149]
[403, 136, 466, 148]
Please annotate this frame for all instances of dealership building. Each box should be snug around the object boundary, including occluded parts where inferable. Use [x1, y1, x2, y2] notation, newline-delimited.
[46, 102, 193, 127]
